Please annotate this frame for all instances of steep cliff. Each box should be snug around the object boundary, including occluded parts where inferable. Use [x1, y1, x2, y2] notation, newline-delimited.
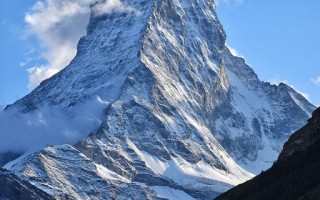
[0, 168, 54, 200]
[3, 0, 315, 199]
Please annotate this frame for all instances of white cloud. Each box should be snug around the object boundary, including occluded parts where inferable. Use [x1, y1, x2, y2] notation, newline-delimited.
[216, 0, 244, 6]
[0, 97, 106, 153]
[24, 0, 136, 89]
[311, 76, 320, 85]
[93, 0, 139, 16]
[20, 58, 33, 67]
[24, 0, 94, 88]
[226, 45, 244, 58]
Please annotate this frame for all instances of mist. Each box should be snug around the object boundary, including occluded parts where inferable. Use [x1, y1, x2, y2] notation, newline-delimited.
[0, 96, 109, 153]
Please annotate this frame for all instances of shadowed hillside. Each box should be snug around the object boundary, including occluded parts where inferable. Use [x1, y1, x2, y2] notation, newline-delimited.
[215, 107, 320, 200]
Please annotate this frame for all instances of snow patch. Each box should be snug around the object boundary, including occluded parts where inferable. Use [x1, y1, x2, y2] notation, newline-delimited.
[127, 139, 168, 175]
[151, 186, 196, 200]
[289, 91, 312, 117]
[127, 138, 253, 191]
[95, 163, 129, 182]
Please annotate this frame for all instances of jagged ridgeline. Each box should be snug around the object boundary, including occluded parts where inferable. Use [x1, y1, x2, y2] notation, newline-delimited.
[0, 168, 55, 200]
[3, 0, 315, 199]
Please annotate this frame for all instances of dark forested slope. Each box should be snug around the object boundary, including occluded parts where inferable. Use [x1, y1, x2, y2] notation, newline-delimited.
[215, 107, 320, 200]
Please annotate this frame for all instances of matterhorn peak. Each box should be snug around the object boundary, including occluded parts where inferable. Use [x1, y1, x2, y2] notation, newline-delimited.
[3, 0, 315, 199]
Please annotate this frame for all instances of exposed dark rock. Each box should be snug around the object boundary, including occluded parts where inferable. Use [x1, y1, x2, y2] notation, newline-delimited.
[0, 168, 54, 200]
[279, 107, 320, 161]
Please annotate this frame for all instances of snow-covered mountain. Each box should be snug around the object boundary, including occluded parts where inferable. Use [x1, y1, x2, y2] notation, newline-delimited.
[0, 168, 54, 200]
[4, 0, 315, 199]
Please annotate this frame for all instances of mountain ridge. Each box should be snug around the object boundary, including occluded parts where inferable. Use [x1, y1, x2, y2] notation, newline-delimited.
[0, 168, 55, 200]
[2, 0, 316, 199]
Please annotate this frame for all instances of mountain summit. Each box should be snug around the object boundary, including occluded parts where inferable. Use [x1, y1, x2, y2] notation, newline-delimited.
[4, 0, 315, 199]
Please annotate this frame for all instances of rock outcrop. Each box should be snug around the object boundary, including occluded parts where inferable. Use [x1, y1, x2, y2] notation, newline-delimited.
[0, 168, 54, 200]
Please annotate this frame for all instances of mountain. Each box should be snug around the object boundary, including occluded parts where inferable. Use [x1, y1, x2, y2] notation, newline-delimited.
[0, 168, 55, 200]
[3, 0, 315, 199]
[214, 107, 320, 200]
[278, 107, 320, 161]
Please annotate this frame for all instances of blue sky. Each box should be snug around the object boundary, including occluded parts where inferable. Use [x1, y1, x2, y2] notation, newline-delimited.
[0, 1, 37, 107]
[0, 0, 319, 107]
[216, 0, 320, 106]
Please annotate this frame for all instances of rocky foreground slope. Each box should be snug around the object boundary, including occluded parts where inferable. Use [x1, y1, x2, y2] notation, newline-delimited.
[0, 168, 54, 200]
[215, 107, 320, 200]
[2, 0, 316, 199]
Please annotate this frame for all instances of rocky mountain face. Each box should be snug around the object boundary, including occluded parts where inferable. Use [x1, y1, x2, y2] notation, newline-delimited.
[0, 168, 54, 200]
[3, 0, 315, 199]
[215, 107, 320, 200]
[6, 145, 167, 200]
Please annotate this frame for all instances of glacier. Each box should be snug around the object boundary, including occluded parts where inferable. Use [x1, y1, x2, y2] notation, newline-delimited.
[2, 0, 315, 199]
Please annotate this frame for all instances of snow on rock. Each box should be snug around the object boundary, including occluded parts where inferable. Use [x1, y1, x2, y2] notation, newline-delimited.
[151, 186, 196, 200]
[4, 0, 316, 199]
[6, 144, 159, 200]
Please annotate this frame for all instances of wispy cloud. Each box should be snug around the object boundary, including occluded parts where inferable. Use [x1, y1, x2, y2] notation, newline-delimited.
[24, 0, 93, 88]
[216, 0, 244, 6]
[93, 0, 139, 16]
[311, 76, 320, 85]
[0, 96, 106, 153]
[24, 0, 136, 89]
[226, 44, 244, 58]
